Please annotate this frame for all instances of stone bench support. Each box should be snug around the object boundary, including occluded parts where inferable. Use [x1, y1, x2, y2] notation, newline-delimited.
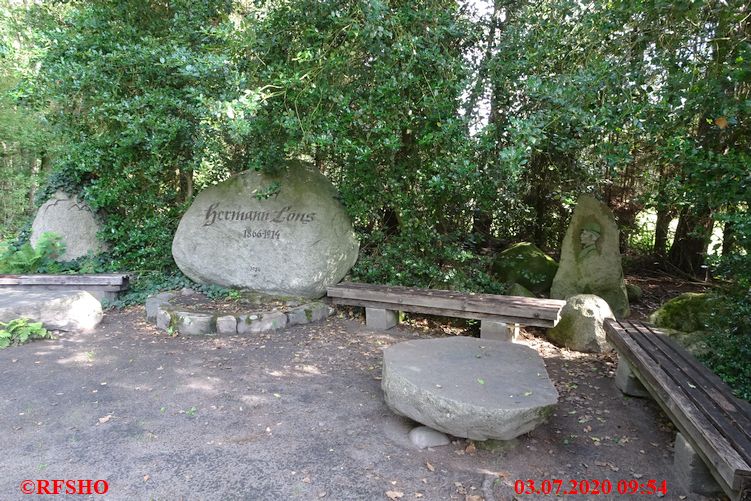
[614, 355, 650, 398]
[674, 433, 723, 496]
[365, 307, 399, 330]
[480, 320, 519, 342]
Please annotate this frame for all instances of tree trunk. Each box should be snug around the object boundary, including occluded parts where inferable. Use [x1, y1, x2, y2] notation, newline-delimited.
[471, 209, 493, 250]
[653, 206, 673, 257]
[667, 205, 713, 276]
[178, 167, 193, 203]
[722, 219, 736, 256]
[381, 207, 400, 236]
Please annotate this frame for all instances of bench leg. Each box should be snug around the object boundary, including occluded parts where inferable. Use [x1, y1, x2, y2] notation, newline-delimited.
[614, 356, 651, 398]
[480, 321, 519, 342]
[365, 308, 399, 330]
[674, 433, 723, 496]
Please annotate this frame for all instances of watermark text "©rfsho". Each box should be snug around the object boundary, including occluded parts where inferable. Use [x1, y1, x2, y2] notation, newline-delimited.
[20, 479, 109, 495]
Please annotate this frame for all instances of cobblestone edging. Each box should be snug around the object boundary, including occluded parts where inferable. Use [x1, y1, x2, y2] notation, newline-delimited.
[144, 291, 332, 336]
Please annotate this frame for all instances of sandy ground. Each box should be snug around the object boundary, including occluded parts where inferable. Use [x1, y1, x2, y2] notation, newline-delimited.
[0, 307, 722, 501]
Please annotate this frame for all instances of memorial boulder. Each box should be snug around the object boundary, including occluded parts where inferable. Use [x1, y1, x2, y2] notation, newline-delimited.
[550, 195, 629, 317]
[30, 191, 106, 261]
[172, 161, 359, 298]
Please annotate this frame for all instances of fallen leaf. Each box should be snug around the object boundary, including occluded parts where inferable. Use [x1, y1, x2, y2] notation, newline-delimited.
[465, 442, 477, 455]
[302, 476, 311, 484]
[386, 491, 403, 500]
[425, 461, 435, 472]
[715, 116, 728, 129]
[98, 415, 112, 424]
[143, 475, 150, 482]
[476, 378, 485, 385]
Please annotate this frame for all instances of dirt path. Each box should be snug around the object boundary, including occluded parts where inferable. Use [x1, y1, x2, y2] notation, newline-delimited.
[0, 308, 719, 500]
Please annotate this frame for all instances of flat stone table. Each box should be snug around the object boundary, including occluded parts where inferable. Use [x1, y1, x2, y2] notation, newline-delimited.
[382, 337, 558, 441]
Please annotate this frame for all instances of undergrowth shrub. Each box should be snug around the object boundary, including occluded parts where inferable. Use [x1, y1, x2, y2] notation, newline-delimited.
[0, 232, 65, 273]
[112, 271, 237, 308]
[0, 318, 52, 348]
[700, 288, 751, 401]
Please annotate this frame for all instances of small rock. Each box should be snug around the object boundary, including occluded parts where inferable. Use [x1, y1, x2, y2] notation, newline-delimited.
[237, 311, 287, 334]
[216, 315, 237, 334]
[175, 311, 215, 336]
[409, 426, 450, 449]
[145, 292, 174, 321]
[180, 287, 198, 296]
[547, 294, 614, 353]
[625, 283, 642, 303]
[156, 307, 173, 331]
[287, 302, 330, 326]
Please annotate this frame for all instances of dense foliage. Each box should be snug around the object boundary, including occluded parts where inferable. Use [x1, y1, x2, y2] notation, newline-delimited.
[0, 1, 748, 395]
[0, 3, 49, 238]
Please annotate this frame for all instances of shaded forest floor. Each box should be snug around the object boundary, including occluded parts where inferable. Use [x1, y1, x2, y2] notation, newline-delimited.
[0, 278, 725, 500]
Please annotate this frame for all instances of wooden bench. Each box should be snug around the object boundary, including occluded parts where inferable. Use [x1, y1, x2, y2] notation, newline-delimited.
[327, 282, 565, 340]
[0, 274, 130, 302]
[604, 319, 751, 500]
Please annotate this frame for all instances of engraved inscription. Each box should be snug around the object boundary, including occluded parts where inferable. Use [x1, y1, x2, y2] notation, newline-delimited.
[243, 228, 281, 240]
[203, 203, 316, 227]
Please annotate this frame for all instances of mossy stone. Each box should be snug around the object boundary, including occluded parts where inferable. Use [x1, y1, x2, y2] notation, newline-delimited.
[491, 242, 558, 294]
[625, 283, 642, 303]
[649, 293, 713, 333]
[507, 282, 536, 298]
[658, 327, 711, 357]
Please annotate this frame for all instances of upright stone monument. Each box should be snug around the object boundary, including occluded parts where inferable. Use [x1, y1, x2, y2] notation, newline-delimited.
[550, 195, 630, 318]
[172, 161, 359, 298]
[30, 191, 106, 261]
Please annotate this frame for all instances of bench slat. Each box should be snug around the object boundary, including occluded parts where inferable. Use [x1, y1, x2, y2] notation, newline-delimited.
[328, 283, 564, 322]
[627, 322, 751, 457]
[605, 319, 751, 495]
[625, 325, 751, 479]
[330, 297, 558, 328]
[0, 274, 129, 288]
[332, 282, 566, 308]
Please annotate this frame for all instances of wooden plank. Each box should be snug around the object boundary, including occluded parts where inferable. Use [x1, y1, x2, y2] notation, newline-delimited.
[624, 324, 751, 487]
[331, 282, 566, 308]
[0, 284, 125, 292]
[626, 322, 751, 461]
[327, 283, 564, 322]
[328, 297, 556, 327]
[605, 320, 749, 496]
[0, 274, 128, 288]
